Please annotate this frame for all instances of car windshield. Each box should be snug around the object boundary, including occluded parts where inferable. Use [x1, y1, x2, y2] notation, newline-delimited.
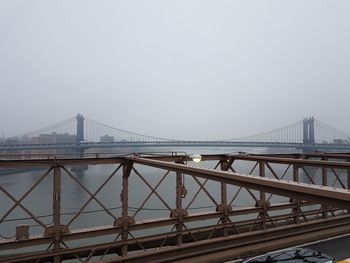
[245, 248, 333, 263]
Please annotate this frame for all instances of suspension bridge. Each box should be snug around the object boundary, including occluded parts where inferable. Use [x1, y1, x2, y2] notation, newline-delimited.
[1, 114, 350, 152]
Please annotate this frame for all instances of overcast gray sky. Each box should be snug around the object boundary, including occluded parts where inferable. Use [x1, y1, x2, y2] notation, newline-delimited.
[0, 1, 349, 140]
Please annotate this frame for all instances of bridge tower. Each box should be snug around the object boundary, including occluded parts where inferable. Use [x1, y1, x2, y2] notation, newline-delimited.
[75, 114, 87, 171]
[303, 118, 308, 144]
[303, 117, 315, 145]
[308, 117, 315, 144]
[76, 114, 84, 143]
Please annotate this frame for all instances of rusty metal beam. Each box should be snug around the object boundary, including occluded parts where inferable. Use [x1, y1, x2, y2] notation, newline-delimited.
[2, 153, 350, 263]
[227, 154, 350, 169]
[128, 157, 350, 209]
[0, 202, 317, 250]
[108, 216, 350, 263]
[3, 214, 350, 263]
[2, 153, 350, 169]
[0, 157, 126, 168]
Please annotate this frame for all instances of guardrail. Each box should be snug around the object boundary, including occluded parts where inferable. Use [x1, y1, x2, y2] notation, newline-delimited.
[0, 153, 350, 262]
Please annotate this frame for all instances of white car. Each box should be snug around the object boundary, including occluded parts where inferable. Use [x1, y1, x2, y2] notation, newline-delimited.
[242, 248, 334, 263]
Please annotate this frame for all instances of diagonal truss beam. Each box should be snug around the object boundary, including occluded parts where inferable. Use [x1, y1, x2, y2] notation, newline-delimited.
[132, 167, 172, 211]
[65, 164, 122, 227]
[131, 170, 170, 218]
[128, 157, 350, 209]
[0, 167, 53, 224]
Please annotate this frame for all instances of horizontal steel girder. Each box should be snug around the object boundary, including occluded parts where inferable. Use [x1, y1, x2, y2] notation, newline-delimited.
[102, 215, 350, 263]
[1, 153, 350, 168]
[3, 215, 350, 263]
[0, 202, 319, 251]
[128, 157, 350, 209]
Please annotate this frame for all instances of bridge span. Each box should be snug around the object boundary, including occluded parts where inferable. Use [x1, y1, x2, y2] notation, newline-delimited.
[2, 140, 350, 152]
[1, 152, 350, 262]
[2, 114, 350, 153]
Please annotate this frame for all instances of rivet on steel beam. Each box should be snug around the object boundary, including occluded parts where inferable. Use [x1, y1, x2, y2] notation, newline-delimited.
[16, 224, 29, 241]
[44, 225, 70, 237]
[114, 216, 135, 227]
[255, 199, 270, 209]
[216, 204, 233, 213]
[220, 160, 230, 171]
[170, 209, 188, 219]
[175, 159, 186, 165]
[181, 185, 188, 198]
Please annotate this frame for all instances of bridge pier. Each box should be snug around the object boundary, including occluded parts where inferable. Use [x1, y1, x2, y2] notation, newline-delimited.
[71, 147, 88, 172]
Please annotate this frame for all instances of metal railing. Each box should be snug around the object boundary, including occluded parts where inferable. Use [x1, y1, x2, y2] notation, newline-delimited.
[0, 152, 350, 262]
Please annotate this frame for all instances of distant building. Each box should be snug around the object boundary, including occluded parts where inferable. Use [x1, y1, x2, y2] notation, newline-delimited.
[5, 137, 19, 145]
[31, 132, 76, 145]
[20, 135, 31, 144]
[1, 137, 25, 156]
[100, 135, 114, 143]
[333, 139, 350, 144]
[333, 139, 344, 144]
[31, 132, 76, 155]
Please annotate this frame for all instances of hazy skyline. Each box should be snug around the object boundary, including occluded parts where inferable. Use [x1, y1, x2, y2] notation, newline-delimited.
[1, 1, 349, 140]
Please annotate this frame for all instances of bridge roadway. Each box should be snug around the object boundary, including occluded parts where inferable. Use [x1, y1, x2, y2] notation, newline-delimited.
[225, 235, 350, 263]
[304, 234, 350, 261]
[2, 140, 350, 152]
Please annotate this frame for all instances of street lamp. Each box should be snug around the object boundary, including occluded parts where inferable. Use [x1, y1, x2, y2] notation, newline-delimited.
[190, 154, 202, 163]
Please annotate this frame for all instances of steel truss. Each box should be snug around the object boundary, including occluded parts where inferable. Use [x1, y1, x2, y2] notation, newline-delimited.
[0, 152, 350, 262]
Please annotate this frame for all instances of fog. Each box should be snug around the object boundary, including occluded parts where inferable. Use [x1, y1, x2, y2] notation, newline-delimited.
[0, 1, 349, 140]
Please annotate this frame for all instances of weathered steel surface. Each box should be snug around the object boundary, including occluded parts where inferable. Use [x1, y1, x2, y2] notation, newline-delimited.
[2, 215, 350, 263]
[129, 157, 350, 209]
[1, 153, 350, 262]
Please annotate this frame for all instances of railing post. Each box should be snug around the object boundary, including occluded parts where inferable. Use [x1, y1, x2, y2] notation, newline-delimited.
[218, 159, 231, 236]
[221, 182, 227, 212]
[176, 170, 183, 245]
[170, 160, 187, 246]
[292, 164, 301, 224]
[221, 182, 229, 236]
[257, 161, 268, 230]
[44, 162, 69, 262]
[259, 161, 266, 201]
[321, 158, 328, 218]
[53, 163, 61, 263]
[115, 161, 134, 257]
